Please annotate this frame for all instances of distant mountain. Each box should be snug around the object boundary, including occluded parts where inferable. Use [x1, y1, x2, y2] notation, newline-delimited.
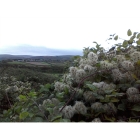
[0, 54, 76, 61]
[0, 54, 32, 60]
[0, 44, 82, 56]
[31, 55, 75, 60]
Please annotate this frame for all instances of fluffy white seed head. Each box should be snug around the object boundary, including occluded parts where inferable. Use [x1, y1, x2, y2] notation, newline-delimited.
[127, 94, 140, 103]
[126, 87, 139, 96]
[130, 51, 140, 62]
[69, 67, 78, 78]
[120, 61, 134, 71]
[92, 118, 101, 122]
[62, 105, 75, 119]
[100, 61, 114, 70]
[103, 103, 117, 115]
[51, 98, 60, 105]
[83, 91, 96, 102]
[111, 69, 124, 81]
[84, 65, 97, 73]
[115, 55, 126, 63]
[54, 82, 69, 92]
[75, 69, 86, 83]
[43, 99, 52, 106]
[91, 102, 103, 112]
[73, 101, 87, 115]
[88, 52, 98, 61]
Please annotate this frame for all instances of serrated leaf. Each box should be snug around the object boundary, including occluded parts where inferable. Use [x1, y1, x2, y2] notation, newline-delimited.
[114, 35, 118, 40]
[131, 105, 140, 112]
[122, 40, 128, 47]
[127, 29, 132, 36]
[137, 33, 140, 39]
[19, 111, 29, 120]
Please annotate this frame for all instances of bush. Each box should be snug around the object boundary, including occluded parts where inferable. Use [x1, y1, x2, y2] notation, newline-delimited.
[1, 29, 140, 122]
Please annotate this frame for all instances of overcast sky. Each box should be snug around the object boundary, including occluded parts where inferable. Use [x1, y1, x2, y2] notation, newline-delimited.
[0, 0, 140, 55]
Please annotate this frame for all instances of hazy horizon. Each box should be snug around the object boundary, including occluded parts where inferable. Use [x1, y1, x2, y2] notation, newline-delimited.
[0, 44, 83, 56]
[1, 0, 140, 56]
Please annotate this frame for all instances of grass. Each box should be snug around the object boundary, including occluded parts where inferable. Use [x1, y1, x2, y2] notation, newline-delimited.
[8, 61, 26, 65]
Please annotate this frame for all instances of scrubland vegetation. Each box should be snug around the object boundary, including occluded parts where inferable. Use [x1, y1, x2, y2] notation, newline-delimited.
[1, 29, 140, 122]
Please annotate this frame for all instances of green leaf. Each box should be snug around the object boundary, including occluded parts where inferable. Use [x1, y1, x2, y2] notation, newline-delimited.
[18, 95, 27, 101]
[136, 80, 140, 84]
[122, 40, 128, 47]
[95, 63, 100, 68]
[104, 115, 116, 122]
[100, 97, 110, 102]
[51, 115, 62, 122]
[104, 89, 114, 94]
[64, 87, 69, 94]
[14, 106, 22, 114]
[59, 118, 70, 122]
[127, 29, 132, 36]
[117, 47, 121, 51]
[137, 33, 140, 39]
[46, 108, 53, 114]
[128, 118, 139, 122]
[56, 92, 64, 99]
[131, 105, 140, 112]
[28, 92, 37, 98]
[28, 113, 34, 118]
[133, 32, 138, 37]
[86, 84, 98, 91]
[114, 35, 118, 40]
[136, 39, 140, 45]
[110, 98, 119, 102]
[129, 36, 135, 44]
[31, 117, 44, 122]
[118, 103, 125, 111]
[19, 111, 29, 120]
[136, 60, 140, 66]
[45, 83, 51, 89]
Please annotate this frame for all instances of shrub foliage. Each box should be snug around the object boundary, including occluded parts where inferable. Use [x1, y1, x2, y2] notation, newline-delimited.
[1, 29, 140, 122]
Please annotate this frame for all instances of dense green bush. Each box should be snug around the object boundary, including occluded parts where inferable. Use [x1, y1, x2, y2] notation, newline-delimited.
[1, 29, 140, 122]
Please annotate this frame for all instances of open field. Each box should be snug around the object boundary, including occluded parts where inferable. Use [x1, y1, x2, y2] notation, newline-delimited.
[25, 62, 50, 66]
[1, 60, 69, 83]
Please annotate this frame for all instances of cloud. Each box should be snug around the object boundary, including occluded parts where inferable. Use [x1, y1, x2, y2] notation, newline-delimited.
[0, 44, 83, 56]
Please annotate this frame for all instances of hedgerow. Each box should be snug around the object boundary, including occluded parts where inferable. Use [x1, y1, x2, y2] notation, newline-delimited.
[1, 29, 140, 122]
